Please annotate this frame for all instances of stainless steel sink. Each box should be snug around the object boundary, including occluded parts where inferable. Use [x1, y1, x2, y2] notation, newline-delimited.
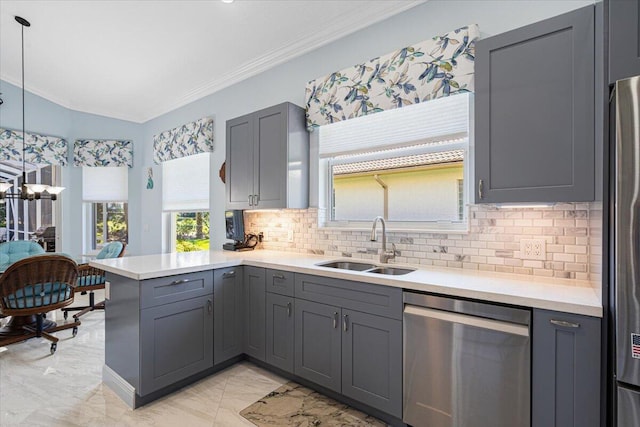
[367, 267, 416, 276]
[317, 261, 378, 271]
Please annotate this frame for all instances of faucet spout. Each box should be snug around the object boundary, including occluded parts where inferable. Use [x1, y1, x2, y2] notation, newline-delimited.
[371, 216, 395, 263]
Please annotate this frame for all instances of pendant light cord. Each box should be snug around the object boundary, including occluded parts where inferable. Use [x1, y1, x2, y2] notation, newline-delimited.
[21, 21, 26, 181]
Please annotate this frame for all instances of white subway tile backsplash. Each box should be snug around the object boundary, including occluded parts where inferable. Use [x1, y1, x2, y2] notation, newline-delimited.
[244, 203, 602, 287]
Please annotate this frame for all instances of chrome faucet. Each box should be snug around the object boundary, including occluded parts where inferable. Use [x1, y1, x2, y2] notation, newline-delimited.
[370, 216, 396, 264]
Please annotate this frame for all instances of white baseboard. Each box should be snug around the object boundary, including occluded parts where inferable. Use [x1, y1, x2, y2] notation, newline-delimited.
[102, 364, 136, 409]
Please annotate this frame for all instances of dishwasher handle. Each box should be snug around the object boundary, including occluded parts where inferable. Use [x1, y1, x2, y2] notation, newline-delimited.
[404, 305, 530, 337]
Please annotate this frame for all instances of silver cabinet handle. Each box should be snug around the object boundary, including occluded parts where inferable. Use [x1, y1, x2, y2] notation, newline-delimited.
[156, 279, 190, 289]
[550, 319, 580, 328]
[333, 312, 338, 329]
[248, 195, 253, 206]
[207, 299, 212, 314]
[478, 179, 484, 199]
[287, 302, 292, 317]
[254, 194, 259, 206]
[273, 273, 286, 280]
[223, 270, 236, 278]
[343, 314, 349, 332]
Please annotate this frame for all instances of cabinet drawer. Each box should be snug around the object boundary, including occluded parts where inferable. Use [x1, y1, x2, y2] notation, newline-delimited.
[294, 274, 402, 320]
[141, 270, 214, 309]
[266, 269, 294, 296]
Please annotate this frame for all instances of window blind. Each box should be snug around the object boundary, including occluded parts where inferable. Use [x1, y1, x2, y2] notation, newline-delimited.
[162, 152, 210, 212]
[82, 166, 128, 202]
[318, 93, 470, 158]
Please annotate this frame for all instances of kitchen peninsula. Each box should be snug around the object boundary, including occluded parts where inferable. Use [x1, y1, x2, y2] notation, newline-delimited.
[93, 249, 602, 425]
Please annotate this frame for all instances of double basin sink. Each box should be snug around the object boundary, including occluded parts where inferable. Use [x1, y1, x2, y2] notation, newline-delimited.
[316, 260, 416, 276]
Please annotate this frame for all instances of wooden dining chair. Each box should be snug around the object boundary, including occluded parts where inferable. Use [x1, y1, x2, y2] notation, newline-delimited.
[63, 241, 126, 320]
[0, 255, 81, 354]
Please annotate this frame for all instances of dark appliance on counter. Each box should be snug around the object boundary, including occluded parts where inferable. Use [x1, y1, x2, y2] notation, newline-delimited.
[223, 210, 256, 251]
[613, 75, 640, 425]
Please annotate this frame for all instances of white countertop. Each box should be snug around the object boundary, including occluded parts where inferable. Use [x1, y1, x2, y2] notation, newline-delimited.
[91, 249, 603, 317]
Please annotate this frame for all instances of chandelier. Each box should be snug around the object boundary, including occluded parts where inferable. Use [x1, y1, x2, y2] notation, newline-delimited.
[0, 16, 64, 201]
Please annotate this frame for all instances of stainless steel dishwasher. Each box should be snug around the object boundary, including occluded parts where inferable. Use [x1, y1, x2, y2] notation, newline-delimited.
[403, 292, 531, 427]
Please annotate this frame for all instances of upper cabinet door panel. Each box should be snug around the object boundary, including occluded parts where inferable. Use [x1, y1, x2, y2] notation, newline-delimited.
[255, 104, 288, 209]
[475, 6, 595, 203]
[226, 115, 254, 209]
[609, 0, 640, 84]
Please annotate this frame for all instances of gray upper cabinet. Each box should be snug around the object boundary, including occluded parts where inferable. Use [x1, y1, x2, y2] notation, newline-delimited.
[609, 0, 640, 83]
[225, 102, 309, 210]
[475, 6, 595, 203]
[243, 266, 266, 361]
[294, 298, 342, 393]
[341, 309, 402, 419]
[213, 267, 244, 364]
[532, 309, 600, 427]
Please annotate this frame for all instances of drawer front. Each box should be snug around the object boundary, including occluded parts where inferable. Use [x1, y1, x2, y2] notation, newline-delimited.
[294, 274, 402, 320]
[141, 270, 214, 309]
[266, 269, 294, 296]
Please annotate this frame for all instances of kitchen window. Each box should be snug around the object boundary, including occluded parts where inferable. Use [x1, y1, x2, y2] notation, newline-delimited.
[319, 94, 471, 230]
[162, 153, 210, 252]
[82, 166, 129, 252]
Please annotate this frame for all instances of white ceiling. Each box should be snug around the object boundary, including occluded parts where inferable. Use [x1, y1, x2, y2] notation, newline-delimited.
[0, 0, 424, 123]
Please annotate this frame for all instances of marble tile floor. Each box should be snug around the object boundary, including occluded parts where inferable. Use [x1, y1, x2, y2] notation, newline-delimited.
[0, 291, 288, 426]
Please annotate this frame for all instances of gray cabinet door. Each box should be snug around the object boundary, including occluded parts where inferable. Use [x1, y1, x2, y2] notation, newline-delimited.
[266, 293, 294, 373]
[140, 294, 213, 395]
[214, 267, 243, 364]
[243, 266, 266, 361]
[341, 309, 402, 418]
[294, 299, 342, 393]
[226, 114, 254, 209]
[609, 0, 640, 83]
[532, 309, 600, 427]
[475, 6, 595, 203]
[254, 104, 288, 209]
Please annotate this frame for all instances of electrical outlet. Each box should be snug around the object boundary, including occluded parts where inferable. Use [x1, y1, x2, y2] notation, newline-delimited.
[287, 229, 294, 242]
[520, 238, 546, 260]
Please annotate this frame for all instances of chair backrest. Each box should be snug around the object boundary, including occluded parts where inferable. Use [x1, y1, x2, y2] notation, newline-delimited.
[96, 241, 126, 260]
[0, 254, 78, 316]
[0, 240, 46, 271]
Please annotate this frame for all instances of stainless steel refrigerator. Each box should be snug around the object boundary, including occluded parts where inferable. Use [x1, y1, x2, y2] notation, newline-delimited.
[615, 75, 640, 426]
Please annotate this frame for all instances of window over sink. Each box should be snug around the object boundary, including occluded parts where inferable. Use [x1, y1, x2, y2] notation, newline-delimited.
[318, 93, 471, 231]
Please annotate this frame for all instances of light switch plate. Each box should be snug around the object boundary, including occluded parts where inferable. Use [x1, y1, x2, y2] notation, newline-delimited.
[520, 239, 546, 260]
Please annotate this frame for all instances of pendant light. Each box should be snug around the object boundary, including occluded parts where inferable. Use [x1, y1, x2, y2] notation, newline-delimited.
[0, 16, 65, 201]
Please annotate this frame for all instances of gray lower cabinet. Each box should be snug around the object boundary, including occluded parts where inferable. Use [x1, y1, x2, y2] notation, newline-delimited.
[214, 267, 243, 364]
[294, 298, 342, 392]
[609, 0, 640, 83]
[341, 309, 402, 418]
[266, 292, 295, 373]
[140, 294, 214, 396]
[532, 309, 601, 427]
[475, 5, 595, 203]
[244, 266, 266, 361]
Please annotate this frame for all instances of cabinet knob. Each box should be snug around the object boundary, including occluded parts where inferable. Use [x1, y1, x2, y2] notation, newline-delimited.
[207, 299, 212, 314]
[333, 312, 338, 329]
[478, 179, 484, 200]
[287, 302, 292, 317]
[273, 273, 286, 280]
[343, 314, 349, 332]
[248, 195, 253, 206]
[223, 271, 236, 278]
[169, 279, 189, 286]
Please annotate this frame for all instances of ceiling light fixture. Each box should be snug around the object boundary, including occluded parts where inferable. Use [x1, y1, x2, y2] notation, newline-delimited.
[0, 16, 65, 202]
[221, 0, 235, 3]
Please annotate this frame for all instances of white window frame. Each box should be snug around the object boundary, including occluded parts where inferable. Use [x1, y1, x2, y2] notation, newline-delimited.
[316, 96, 474, 233]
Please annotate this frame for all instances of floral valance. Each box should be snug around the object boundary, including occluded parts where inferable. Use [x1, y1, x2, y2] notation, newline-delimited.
[153, 117, 214, 164]
[0, 128, 68, 166]
[304, 24, 480, 130]
[74, 139, 133, 167]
